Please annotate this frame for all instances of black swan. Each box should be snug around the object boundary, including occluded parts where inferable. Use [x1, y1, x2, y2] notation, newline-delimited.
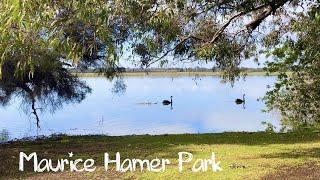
[162, 96, 173, 105]
[235, 94, 245, 104]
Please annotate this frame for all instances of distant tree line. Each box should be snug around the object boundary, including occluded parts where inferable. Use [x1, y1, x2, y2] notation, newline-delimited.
[70, 67, 266, 73]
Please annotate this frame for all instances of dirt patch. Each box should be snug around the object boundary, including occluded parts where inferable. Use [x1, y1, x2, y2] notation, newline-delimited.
[263, 163, 320, 180]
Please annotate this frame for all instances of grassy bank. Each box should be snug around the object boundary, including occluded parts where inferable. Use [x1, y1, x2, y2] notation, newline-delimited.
[73, 71, 276, 77]
[1, 132, 320, 179]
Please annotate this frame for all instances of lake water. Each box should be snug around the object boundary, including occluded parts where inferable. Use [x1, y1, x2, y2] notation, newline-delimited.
[0, 76, 280, 141]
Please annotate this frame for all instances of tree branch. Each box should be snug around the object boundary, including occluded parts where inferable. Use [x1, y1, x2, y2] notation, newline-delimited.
[146, 35, 201, 68]
[145, 0, 291, 68]
[246, 0, 291, 30]
[209, 11, 246, 44]
[20, 84, 40, 128]
[208, 1, 290, 44]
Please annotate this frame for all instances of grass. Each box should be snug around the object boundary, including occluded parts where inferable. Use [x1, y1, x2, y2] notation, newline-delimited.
[1, 132, 320, 179]
[72, 71, 278, 77]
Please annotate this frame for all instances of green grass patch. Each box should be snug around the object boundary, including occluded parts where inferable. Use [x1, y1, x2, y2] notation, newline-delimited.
[1, 132, 319, 179]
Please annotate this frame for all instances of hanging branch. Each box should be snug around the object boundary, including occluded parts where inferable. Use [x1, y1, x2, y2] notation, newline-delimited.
[21, 84, 40, 128]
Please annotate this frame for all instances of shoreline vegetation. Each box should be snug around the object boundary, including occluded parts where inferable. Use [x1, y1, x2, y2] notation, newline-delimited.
[72, 70, 280, 77]
[1, 131, 320, 179]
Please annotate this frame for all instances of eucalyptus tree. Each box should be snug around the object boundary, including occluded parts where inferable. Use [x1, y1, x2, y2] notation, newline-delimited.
[0, 0, 318, 128]
[2, 0, 312, 81]
[263, 5, 320, 129]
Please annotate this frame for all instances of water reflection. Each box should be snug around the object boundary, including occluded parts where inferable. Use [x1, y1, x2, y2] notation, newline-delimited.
[111, 77, 127, 96]
[0, 67, 91, 128]
[0, 76, 280, 140]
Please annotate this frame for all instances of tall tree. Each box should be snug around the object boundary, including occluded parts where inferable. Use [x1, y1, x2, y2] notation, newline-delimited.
[0, 0, 318, 127]
[2, 0, 313, 80]
[263, 4, 320, 129]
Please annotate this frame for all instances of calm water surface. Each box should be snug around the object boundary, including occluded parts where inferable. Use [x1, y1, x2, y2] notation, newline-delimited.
[0, 76, 280, 140]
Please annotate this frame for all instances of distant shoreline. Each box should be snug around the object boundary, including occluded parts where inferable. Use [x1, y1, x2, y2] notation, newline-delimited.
[72, 71, 278, 77]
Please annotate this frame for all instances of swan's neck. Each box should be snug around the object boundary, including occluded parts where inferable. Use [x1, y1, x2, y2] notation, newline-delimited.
[243, 95, 245, 101]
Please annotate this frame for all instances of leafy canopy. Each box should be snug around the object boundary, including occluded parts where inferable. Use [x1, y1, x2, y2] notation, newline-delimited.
[264, 5, 320, 129]
[1, 0, 312, 79]
[0, 0, 318, 127]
